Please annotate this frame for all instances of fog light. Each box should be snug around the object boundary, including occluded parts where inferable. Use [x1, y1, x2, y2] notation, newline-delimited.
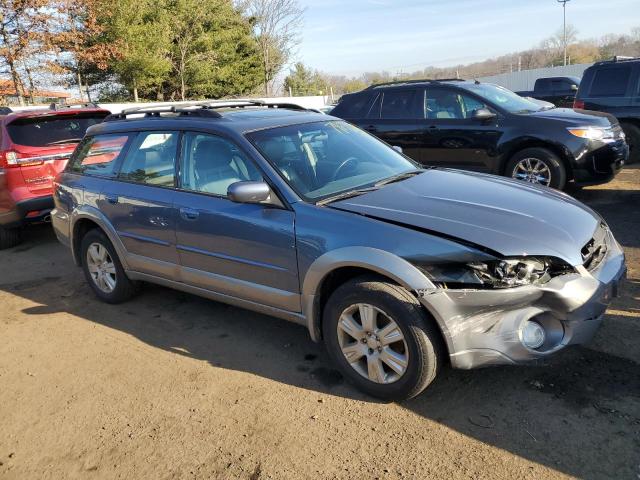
[522, 321, 545, 349]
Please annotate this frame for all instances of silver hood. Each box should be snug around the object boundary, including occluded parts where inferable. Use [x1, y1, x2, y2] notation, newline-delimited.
[330, 169, 601, 266]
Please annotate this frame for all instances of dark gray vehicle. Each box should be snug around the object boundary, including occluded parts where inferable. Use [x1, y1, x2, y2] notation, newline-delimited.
[52, 101, 627, 400]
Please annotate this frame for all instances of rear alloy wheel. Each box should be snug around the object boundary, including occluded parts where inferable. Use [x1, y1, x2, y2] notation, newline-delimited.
[80, 229, 138, 304]
[621, 122, 640, 164]
[323, 276, 443, 401]
[506, 147, 567, 190]
[0, 226, 22, 249]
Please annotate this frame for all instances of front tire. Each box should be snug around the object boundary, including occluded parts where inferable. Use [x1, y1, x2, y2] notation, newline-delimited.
[80, 229, 138, 304]
[621, 122, 640, 164]
[506, 147, 567, 190]
[322, 276, 444, 401]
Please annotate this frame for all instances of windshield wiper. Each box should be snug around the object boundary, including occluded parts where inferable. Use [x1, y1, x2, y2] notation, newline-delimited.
[317, 186, 379, 205]
[46, 138, 83, 145]
[374, 169, 423, 187]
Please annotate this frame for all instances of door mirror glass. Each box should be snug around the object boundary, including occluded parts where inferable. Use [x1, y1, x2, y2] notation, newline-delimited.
[391, 145, 403, 153]
[227, 181, 271, 204]
[473, 108, 497, 121]
[571, 84, 579, 91]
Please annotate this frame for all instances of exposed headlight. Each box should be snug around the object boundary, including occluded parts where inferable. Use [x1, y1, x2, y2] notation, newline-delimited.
[417, 257, 573, 289]
[567, 126, 615, 142]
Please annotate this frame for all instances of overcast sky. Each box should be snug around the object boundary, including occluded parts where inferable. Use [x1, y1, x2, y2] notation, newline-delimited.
[297, 0, 640, 76]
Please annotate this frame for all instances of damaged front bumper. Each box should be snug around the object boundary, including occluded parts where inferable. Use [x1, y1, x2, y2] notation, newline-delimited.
[419, 229, 626, 369]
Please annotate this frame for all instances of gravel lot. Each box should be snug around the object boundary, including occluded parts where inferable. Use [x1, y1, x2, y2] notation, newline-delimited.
[1, 166, 638, 480]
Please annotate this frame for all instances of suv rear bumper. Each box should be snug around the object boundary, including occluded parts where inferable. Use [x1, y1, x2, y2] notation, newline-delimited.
[0, 195, 54, 228]
[419, 228, 626, 369]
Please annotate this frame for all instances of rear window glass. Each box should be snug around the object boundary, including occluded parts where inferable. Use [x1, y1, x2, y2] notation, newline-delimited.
[589, 67, 632, 97]
[68, 134, 130, 177]
[6, 113, 108, 147]
[331, 92, 376, 118]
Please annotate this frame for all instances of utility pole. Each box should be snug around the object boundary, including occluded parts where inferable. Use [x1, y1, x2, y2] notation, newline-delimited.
[557, 0, 571, 66]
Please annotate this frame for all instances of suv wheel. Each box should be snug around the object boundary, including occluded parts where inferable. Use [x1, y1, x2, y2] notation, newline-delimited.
[80, 229, 138, 303]
[506, 147, 567, 189]
[621, 122, 640, 164]
[0, 226, 21, 249]
[322, 276, 443, 401]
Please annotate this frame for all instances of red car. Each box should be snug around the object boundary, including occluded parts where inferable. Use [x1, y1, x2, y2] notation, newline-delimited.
[0, 104, 110, 248]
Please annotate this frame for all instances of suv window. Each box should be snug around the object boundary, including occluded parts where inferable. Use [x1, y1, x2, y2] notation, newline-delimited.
[180, 133, 262, 197]
[381, 89, 424, 119]
[6, 113, 109, 147]
[118, 132, 179, 187]
[69, 134, 130, 177]
[331, 92, 376, 118]
[426, 89, 487, 119]
[589, 66, 632, 97]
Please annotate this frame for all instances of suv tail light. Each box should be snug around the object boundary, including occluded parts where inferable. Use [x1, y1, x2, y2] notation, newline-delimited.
[1, 150, 44, 167]
[573, 99, 585, 109]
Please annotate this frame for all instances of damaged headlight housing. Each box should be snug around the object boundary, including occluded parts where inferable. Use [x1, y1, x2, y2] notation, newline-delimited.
[418, 257, 573, 289]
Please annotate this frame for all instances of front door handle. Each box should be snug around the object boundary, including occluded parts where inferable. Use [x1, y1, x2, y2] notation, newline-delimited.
[105, 194, 118, 204]
[180, 207, 199, 220]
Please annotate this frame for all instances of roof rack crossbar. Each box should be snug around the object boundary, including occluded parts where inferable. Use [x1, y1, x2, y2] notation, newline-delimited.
[366, 78, 466, 89]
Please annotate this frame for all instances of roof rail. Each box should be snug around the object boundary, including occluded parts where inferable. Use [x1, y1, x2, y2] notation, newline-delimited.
[49, 102, 99, 110]
[104, 100, 310, 122]
[366, 78, 466, 89]
[594, 55, 639, 66]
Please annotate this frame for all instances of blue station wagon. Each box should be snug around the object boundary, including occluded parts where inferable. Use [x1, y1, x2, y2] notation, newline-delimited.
[52, 101, 626, 400]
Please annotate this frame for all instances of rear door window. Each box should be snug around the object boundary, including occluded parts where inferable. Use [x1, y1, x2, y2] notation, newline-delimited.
[589, 66, 632, 97]
[381, 89, 424, 119]
[69, 134, 131, 177]
[118, 132, 179, 187]
[6, 113, 109, 147]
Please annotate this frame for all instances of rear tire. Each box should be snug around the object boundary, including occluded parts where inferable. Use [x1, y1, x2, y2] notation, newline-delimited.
[80, 229, 138, 304]
[621, 122, 640, 164]
[506, 147, 567, 190]
[0, 226, 22, 249]
[322, 276, 444, 401]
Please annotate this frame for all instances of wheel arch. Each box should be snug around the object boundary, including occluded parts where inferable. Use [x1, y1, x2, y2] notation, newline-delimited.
[301, 247, 452, 355]
[501, 139, 574, 180]
[70, 207, 128, 269]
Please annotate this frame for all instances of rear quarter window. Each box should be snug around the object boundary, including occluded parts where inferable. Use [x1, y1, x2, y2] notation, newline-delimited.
[588, 67, 632, 97]
[331, 92, 376, 118]
[6, 113, 109, 147]
[68, 134, 131, 177]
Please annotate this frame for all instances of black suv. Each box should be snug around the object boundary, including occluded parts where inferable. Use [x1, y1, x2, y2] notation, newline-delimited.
[574, 57, 640, 163]
[331, 79, 628, 190]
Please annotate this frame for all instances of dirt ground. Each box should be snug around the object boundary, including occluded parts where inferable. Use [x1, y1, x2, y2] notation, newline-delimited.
[1, 167, 639, 480]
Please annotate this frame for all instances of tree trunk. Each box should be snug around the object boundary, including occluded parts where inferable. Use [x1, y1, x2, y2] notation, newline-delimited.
[132, 77, 139, 102]
[24, 66, 36, 105]
[77, 71, 85, 102]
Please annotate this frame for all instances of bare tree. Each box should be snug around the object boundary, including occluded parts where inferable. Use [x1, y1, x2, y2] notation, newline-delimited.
[240, 0, 304, 96]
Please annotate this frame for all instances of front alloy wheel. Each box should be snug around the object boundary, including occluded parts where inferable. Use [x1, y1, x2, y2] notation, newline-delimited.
[511, 157, 552, 186]
[337, 303, 409, 384]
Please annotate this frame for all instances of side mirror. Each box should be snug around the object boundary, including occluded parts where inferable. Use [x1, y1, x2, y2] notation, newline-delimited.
[571, 84, 579, 92]
[227, 181, 271, 204]
[473, 108, 497, 121]
[391, 145, 403, 153]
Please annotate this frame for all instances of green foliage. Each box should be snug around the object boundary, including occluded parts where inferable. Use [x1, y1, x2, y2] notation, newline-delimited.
[283, 62, 325, 96]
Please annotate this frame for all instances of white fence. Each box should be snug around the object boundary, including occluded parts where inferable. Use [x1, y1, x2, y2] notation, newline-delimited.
[11, 95, 331, 114]
[476, 63, 594, 91]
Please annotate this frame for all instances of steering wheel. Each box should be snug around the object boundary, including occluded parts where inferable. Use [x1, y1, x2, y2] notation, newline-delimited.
[331, 157, 359, 181]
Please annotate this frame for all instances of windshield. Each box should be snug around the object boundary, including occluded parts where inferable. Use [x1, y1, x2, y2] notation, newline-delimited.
[7, 112, 109, 147]
[463, 83, 543, 113]
[247, 121, 419, 202]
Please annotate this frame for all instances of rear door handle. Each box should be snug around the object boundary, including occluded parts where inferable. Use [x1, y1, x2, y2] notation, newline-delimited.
[180, 207, 199, 220]
[105, 194, 118, 204]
